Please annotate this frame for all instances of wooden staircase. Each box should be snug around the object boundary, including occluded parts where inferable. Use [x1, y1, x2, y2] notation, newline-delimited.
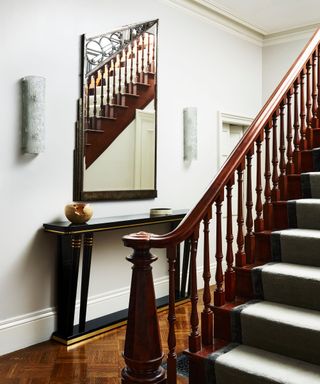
[120, 28, 320, 384]
[84, 28, 156, 169]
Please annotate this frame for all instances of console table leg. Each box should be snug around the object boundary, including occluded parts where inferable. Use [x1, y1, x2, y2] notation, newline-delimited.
[79, 233, 94, 332]
[57, 234, 82, 338]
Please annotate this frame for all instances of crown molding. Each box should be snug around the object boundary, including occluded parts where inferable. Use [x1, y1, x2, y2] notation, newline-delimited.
[263, 24, 319, 46]
[164, 0, 263, 46]
[165, 0, 319, 47]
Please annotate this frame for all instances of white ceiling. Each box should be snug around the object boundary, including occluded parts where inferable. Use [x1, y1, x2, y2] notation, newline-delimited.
[198, 0, 320, 35]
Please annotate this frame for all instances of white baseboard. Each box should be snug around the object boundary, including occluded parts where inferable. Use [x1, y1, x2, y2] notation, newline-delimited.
[0, 308, 56, 356]
[0, 262, 218, 356]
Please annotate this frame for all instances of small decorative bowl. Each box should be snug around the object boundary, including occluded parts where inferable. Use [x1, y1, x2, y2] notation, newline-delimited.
[150, 208, 172, 217]
[65, 202, 93, 224]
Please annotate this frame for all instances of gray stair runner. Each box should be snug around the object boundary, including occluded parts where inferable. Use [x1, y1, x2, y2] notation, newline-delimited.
[208, 147, 320, 383]
[215, 345, 320, 384]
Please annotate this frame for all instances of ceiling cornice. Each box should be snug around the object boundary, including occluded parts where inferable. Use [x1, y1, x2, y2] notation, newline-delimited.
[263, 23, 319, 46]
[165, 0, 318, 47]
[165, 0, 263, 46]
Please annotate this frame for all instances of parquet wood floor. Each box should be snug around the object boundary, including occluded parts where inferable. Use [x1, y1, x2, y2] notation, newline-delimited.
[0, 301, 193, 383]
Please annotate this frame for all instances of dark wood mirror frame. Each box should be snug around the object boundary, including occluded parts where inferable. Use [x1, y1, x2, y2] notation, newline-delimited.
[73, 20, 158, 201]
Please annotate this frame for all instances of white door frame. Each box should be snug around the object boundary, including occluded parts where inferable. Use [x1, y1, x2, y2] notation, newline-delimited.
[217, 112, 253, 167]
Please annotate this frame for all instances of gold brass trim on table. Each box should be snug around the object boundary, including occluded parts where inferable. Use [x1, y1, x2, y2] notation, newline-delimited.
[44, 218, 183, 235]
[52, 298, 190, 347]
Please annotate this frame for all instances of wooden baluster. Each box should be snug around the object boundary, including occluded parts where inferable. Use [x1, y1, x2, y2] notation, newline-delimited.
[106, 63, 111, 117]
[93, 72, 98, 119]
[263, 121, 273, 229]
[117, 54, 122, 105]
[306, 60, 313, 148]
[151, 34, 156, 73]
[312, 51, 318, 129]
[124, 47, 128, 93]
[279, 101, 287, 200]
[214, 194, 225, 306]
[300, 68, 307, 150]
[86, 77, 90, 125]
[100, 68, 104, 117]
[245, 147, 255, 264]
[129, 43, 134, 94]
[271, 112, 280, 202]
[136, 39, 139, 82]
[201, 208, 213, 346]
[189, 227, 201, 353]
[147, 32, 151, 71]
[121, 233, 166, 384]
[141, 34, 146, 76]
[235, 161, 246, 267]
[255, 131, 264, 231]
[112, 58, 116, 104]
[286, 89, 295, 175]
[167, 246, 177, 384]
[293, 79, 301, 173]
[225, 177, 235, 302]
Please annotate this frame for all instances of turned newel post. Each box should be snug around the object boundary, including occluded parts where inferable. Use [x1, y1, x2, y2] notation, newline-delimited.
[122, 232, 166, 384]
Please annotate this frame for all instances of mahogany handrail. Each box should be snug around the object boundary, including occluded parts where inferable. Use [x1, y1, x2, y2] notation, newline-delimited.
[121, 27, 320, 384]
[123, 27, 320, 249]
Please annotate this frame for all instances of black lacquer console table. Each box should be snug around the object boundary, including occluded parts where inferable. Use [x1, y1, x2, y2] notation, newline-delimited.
[43, 210, 189, 345]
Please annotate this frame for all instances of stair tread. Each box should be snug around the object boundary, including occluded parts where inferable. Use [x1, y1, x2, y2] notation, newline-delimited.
[122, 92, 140, 97]
[215, 345, 320, 384]
[262, 262, 320, 280]
[272, 228, 320, 267]
[273, 227, 320, 238]
[85, 129, 104, 133]
[135, 82, 150, 87]
[260, 262, 320, 310]
[240, 300, 320, 365]
[242, 300, 320, 330]
[288, 198, 320, 230]
[109, 104, 128, 108]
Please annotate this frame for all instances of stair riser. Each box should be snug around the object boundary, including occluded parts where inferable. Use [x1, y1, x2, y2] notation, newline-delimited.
[254, 233, 272, 264]
[301, 150, 314, 173]
[235, 268, 255, 300]
[213, 308, 232, 341]
[286, 175, 301, 200]
[271, 203, 288, 231]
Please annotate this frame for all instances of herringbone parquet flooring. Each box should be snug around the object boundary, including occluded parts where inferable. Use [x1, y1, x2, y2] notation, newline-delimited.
[0, 301, 193, 383]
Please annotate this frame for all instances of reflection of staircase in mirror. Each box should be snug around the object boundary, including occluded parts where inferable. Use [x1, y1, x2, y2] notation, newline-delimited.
[84, 31, 156, 169]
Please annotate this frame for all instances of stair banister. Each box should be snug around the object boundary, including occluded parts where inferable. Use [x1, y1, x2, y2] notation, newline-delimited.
[121, 27, 320, 384]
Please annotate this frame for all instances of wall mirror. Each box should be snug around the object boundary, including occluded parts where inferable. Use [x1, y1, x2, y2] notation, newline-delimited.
[74, 19, 158, 201]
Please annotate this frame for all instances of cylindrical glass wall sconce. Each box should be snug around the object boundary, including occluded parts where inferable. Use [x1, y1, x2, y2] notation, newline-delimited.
[183, 107, 197, 161]
[21, 76, 45, 154]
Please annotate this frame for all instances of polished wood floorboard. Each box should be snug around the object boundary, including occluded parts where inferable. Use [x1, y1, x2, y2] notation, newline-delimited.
[0, 300, 194, 383]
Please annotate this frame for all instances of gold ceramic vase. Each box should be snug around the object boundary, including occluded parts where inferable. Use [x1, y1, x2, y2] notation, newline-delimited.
[64, 202, 93, 224]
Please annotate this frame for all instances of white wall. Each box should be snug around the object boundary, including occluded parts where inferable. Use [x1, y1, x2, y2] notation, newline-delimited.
[0, 0, 262, 355]
[262, 36, 311, 102]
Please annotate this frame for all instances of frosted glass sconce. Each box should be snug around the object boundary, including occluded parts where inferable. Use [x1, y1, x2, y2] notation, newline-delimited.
[183, 107, 197, 161]
[21, 76, 45, 154]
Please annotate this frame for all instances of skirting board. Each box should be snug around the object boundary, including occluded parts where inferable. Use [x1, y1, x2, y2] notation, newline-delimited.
[0, 262, 216, 356]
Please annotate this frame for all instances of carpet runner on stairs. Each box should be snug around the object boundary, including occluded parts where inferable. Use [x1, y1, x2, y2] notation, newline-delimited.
[201, 153, 320, 383]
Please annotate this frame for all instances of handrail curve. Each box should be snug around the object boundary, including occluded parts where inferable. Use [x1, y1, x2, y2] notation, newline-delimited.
[123, 27, 320, 249]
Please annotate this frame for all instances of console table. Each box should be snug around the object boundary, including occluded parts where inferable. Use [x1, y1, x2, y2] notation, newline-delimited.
[43, 210, 189, 345]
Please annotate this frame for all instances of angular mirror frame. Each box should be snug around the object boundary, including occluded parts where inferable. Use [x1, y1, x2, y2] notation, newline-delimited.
[73, 20, 158, 201]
